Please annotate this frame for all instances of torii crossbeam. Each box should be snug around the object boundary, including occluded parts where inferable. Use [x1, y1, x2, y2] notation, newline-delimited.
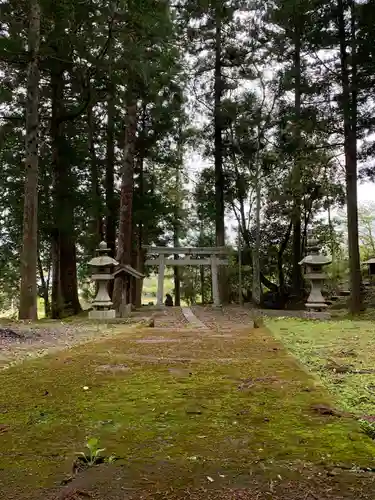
[143, 246, 229, 307]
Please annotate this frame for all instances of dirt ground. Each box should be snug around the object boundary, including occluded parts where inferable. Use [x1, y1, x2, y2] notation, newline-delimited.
[0, 309, 187, 369]
[46, 461, 375, 500]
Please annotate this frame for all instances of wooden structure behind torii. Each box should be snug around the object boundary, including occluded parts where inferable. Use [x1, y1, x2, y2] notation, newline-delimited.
[143, 246, 229, 307]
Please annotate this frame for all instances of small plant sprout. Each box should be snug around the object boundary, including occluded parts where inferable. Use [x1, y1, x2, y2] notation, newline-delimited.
[76, 437, 106, 466]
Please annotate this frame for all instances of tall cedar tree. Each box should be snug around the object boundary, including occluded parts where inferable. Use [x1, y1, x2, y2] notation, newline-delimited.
[337, 0, 363, 313]
[19, 0, 41, 320]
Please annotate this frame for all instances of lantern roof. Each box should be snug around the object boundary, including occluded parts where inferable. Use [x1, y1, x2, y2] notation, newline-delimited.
[88, 241, 118, 267]
[88, 255, 118, 267]
[299, 254, 332, 266]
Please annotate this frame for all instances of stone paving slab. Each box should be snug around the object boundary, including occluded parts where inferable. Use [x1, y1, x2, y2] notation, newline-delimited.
[181, 307, 208, 328]
[153, 307, 189, 328]
[192, 305, 254, 330]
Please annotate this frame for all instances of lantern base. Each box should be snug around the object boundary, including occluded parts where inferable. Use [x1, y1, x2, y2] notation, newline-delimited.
[89, 309, 116, 320]
[306, 302, 328, 310]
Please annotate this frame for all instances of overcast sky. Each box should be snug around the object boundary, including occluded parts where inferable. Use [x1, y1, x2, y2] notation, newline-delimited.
[358, 181, 375, 204]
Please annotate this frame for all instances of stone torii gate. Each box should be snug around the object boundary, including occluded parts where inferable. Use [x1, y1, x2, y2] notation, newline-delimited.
[143, 246, 229, 307]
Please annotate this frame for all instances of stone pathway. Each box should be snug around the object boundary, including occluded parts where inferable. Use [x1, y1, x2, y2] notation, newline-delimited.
[181, 307, 208, 329]
[155, 306, 255, 333]
[153, 307, 188, 328]
[192, 305, 254, 331]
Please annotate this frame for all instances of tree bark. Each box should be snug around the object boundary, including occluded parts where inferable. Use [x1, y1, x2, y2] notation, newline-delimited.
[112, 99, 137, 313]
[252, 131, 262, 305]
[173, 242, 181, 306]
[105, 39, 116, 261]
[87, 100, 103, 251]
[277, 221, 293, 292]
[291, 22, 303, 299]
[19, 0, 40, 320]
[337, 0, 362, 313]
[200, 266, 205, 304]
[135, 155, 145, 308]
[173, 140, 183, 307]
[214, 6, 227, 303]
[50, 70, 81, 318]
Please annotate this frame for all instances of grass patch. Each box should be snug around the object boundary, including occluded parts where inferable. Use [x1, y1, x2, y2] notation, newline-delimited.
[268, 317, 375, 416]
[0, 325, 374, 498]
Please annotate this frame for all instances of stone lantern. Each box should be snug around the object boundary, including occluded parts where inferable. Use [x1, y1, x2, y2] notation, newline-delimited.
[88, 241, 118, 319]
[299, 231, 332, 312]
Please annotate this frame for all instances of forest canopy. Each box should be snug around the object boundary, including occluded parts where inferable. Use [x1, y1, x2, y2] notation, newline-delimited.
[0, 0, 374, 318]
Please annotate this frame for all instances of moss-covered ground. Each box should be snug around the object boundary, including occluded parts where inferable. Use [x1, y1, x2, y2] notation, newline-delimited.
[268, 317, 375, 416]
[1, 323, 375, 499]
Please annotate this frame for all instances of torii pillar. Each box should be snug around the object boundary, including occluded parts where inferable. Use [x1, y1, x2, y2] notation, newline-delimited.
[211, 255, 221, 307]
[156, 254, 165, 306]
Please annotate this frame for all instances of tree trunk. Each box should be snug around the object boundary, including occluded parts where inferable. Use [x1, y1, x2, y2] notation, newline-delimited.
[135, 244, 145, 308]
[19, 0, 40, 320]
[50, 70, 81, 318]
[200, 266, 205, 304]
[105, 43, 116, 261]
[87, 101, 103, 251]
[291, 23, 303, 299]
[113, 100, 137, 313]
[337, 0, 362, 314]
[327, 199, 335, 258]
[214, 6, 227, 303]
[277, 221, 293, 292]
[173, 246, 181, 306]
[135, 155, 145, 308]
[173, 146, 182, 307]
[252, 133, 262, 305]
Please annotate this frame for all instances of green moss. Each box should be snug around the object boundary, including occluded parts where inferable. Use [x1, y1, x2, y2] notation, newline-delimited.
[268, 317, 375, 416]
[1, 325, 374, 496]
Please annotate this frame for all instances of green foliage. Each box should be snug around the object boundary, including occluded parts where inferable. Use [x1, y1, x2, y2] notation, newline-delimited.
[2, 0, 375, 309]
[180, 268, 201, 305]
[0, 0, 190, 308]
[76, 437, 107, 466]
[269, 317, 375, 416]
[357, 203, 375, 261]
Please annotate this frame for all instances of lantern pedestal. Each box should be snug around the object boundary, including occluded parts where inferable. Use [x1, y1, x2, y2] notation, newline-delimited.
[88, 241, 118, 320]
[89, 309, 116, 320]
[299, 232, 331, 313]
